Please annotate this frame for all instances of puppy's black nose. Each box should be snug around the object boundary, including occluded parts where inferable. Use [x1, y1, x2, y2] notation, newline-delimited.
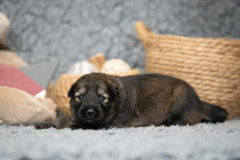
[85, 109, 96, 118]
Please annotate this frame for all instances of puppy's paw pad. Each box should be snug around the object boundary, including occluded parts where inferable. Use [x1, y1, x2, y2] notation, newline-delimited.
[34, 123, 51, 129]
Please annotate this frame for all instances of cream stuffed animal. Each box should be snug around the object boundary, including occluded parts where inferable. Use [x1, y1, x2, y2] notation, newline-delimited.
[0, 87, 57, 125]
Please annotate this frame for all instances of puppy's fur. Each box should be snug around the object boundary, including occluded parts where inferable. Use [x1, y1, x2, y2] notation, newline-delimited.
[35, 73, 227, 130]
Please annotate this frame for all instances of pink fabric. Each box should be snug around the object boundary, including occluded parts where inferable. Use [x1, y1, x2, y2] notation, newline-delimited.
[0, 64, 44, 96]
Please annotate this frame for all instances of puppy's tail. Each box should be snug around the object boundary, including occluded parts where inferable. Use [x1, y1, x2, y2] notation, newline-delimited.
[202, 101, 228, 123]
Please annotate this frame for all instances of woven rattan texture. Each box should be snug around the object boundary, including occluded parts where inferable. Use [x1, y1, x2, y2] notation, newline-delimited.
[54, 74, 81, 116]
[54, 69, 140, 116]
[135, 21, 240, 119]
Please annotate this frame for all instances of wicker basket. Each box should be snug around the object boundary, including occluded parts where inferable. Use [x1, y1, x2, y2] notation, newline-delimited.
[54, 69, 140, 116]
[135, 21, 240, 119]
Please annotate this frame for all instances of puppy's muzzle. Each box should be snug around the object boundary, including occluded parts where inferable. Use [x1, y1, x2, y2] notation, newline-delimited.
[85, 109, 96, 118]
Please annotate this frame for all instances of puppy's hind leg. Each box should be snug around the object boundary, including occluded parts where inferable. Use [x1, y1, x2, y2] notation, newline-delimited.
[162, 111, 189, 126]
[201, 101, 227, 123]
[162, 86, 204, 126]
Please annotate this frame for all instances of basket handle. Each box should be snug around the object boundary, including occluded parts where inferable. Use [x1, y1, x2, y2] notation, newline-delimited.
[135, 21, 153, 43]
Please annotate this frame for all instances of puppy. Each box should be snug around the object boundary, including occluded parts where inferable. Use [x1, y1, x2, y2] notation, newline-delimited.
[35, 73, 227, 130]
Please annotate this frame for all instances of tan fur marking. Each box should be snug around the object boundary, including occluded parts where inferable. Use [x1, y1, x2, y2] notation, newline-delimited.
[75, 88, 86, 102]
[75, 92, 81, 96]
[98, 88, 109, 104]
[97, 88, 104, 95]
[98, 89, 109, 98]
[75, 88, 86, 97]
[102, 93, 109, 98]
[104, 98, 109, 103]
[75, 97, 80, 102]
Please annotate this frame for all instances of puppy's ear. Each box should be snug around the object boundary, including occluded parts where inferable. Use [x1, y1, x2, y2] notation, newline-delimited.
[112, 87, 119, 97]
[68, 86, 74, 97]
[110, 80, 119, 97]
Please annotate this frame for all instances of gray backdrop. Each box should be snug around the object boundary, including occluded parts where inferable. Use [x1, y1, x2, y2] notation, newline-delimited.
[0, 0, 240, 81]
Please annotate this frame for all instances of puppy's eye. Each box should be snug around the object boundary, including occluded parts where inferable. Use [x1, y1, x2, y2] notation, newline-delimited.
[100, 96, 106, 101]
[75, 94, 84, 103]
[78, 95, 83, 100]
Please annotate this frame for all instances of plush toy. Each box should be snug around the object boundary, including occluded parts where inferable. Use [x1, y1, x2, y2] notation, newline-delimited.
[101, 58, 131, 75]
[67, 61, 99, 75]
[0, 86, 57, 125]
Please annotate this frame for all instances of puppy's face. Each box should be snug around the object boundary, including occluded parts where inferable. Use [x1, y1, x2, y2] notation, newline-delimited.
[68, 73, 119, 126]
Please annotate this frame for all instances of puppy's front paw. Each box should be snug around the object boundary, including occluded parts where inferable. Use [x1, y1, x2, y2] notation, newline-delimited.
[70, 125, 80, 130]
[34, 123, 52, 129]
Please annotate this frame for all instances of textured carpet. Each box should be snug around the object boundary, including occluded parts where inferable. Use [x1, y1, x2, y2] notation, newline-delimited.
[0, 119, 240, 160]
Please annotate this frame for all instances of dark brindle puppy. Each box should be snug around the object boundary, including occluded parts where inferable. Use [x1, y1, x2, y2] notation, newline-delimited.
[35, 73, 227, 130]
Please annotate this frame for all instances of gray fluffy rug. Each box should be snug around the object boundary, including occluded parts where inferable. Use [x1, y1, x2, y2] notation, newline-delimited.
[0, 119, 240, 160]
